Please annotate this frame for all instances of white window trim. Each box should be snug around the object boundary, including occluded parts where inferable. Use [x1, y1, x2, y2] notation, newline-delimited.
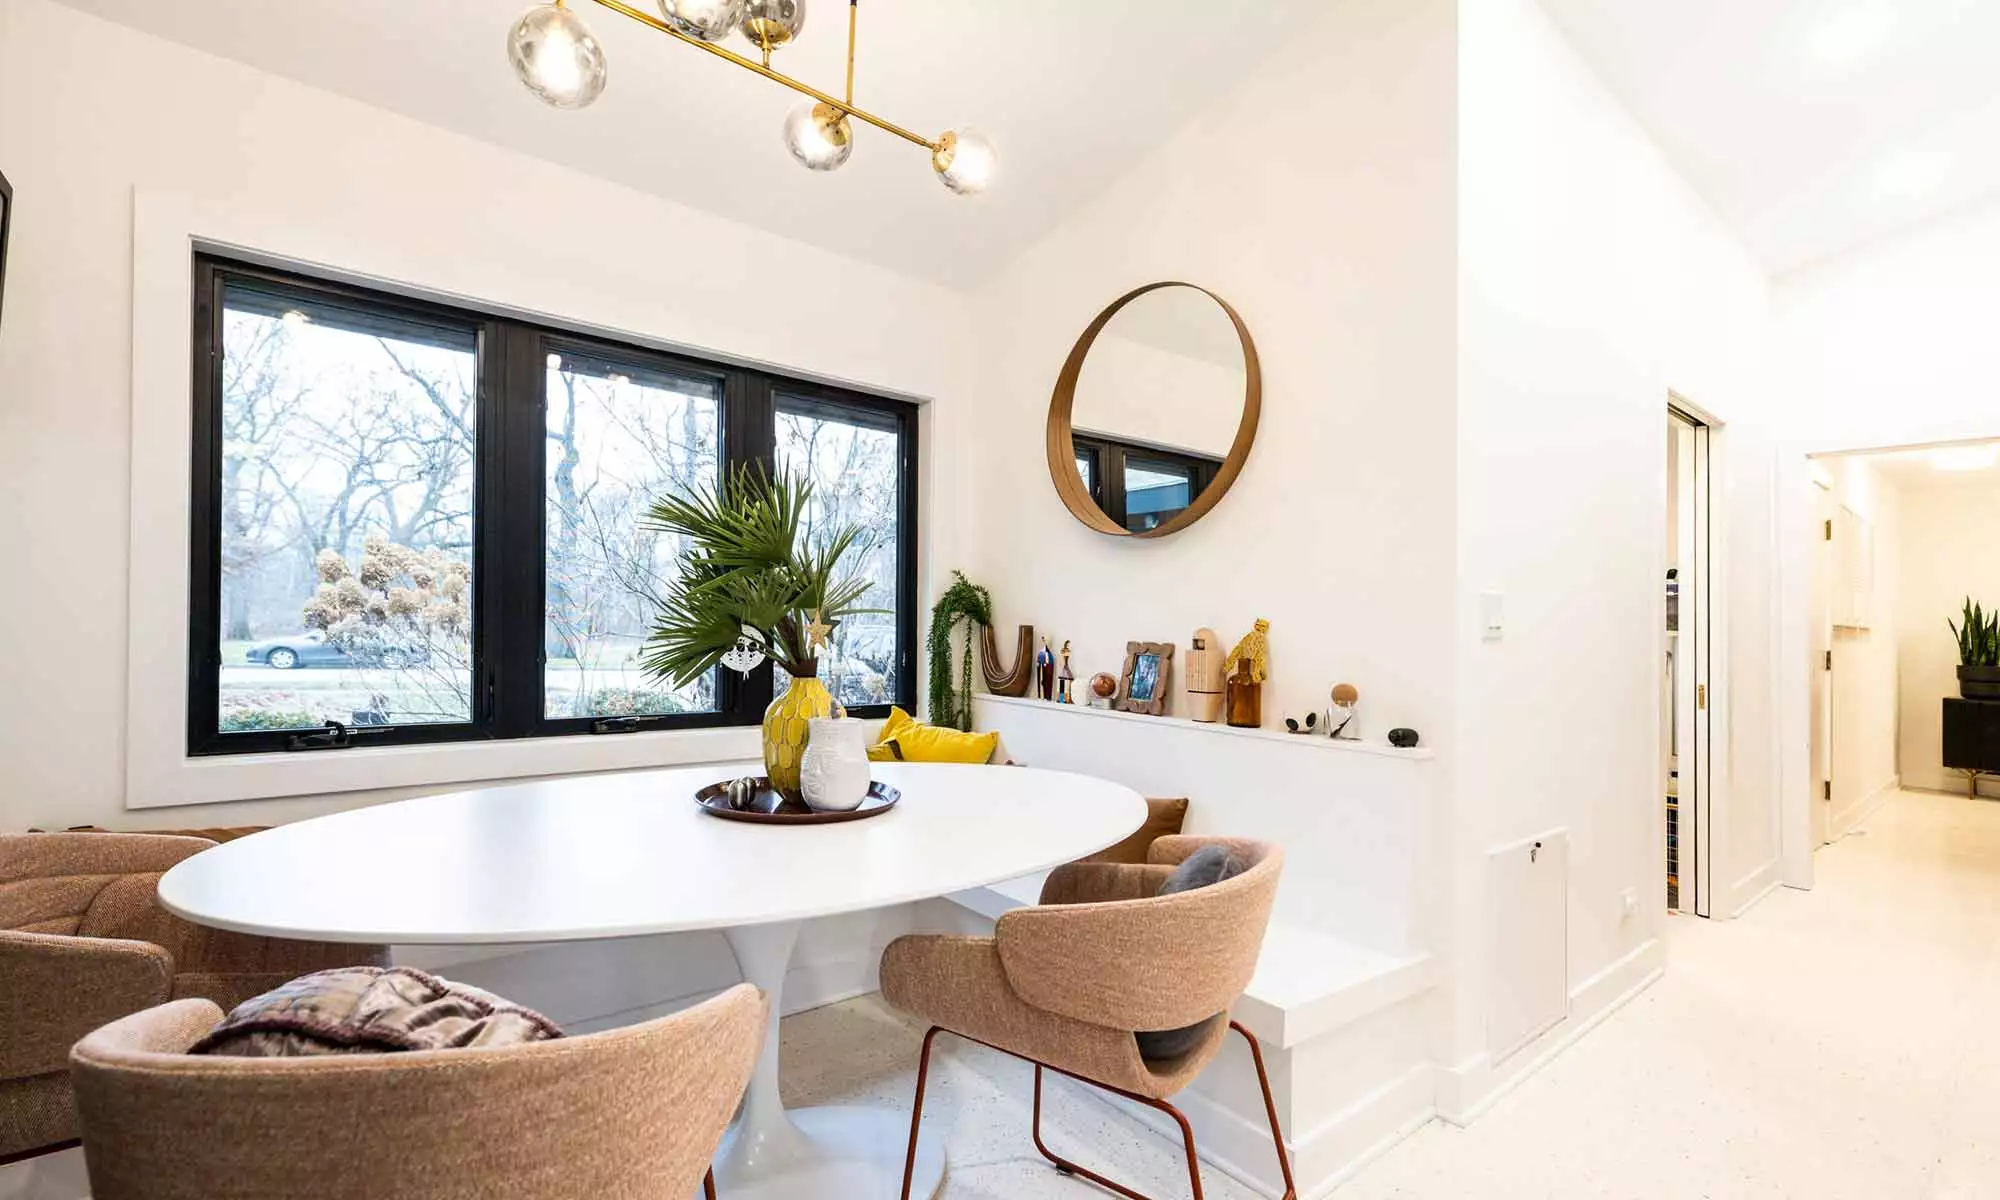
[126, 189, 783, 809]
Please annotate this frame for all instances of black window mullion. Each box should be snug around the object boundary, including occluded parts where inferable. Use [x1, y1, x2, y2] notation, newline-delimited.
[727, 371, 777, 724]
[186, 260, 226, 755]
[486, 322, 544, 740]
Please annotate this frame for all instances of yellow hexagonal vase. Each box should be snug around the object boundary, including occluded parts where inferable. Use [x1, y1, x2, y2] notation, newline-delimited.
[764, 673, 845, 803]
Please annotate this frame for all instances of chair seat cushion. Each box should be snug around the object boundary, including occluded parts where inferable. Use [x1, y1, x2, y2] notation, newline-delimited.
[191, 966, 564, 1057]
[1135, 846, 1245, 1063]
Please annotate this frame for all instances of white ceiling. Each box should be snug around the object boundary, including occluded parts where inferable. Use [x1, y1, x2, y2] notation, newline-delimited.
[1823, 440, 2000, 487]
[1540, 0, 2000, 275]
[55, 0, 1322, 289]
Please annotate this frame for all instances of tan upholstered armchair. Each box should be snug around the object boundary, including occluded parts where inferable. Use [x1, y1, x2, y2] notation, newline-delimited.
[69, 984, 766, 1200]
[880, 835, 1294, 1200]
[0, 832, 387, 1162]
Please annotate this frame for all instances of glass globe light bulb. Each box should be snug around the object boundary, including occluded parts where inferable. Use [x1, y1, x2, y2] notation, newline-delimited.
[658, 0, 747, 42]
[507, 3, 608, 109]
[740, 0, 806, 52]
[932, 127, 998, 196]
[782, 101, 853, 172]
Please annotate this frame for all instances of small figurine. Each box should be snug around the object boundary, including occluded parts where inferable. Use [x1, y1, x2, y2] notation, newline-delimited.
[1055, 641, 1076, 704]
[1283, 711, 1319, 735]
[721, 627, 768, 676]
[1388, 727, 1421, 749]
[1187, 627, 1226, 723]
[1228, 619, 1271, 684]
[1328, 683, 1360, 740]
[1034, 637, 1056, 701]
[1088, 672, 1119, 709]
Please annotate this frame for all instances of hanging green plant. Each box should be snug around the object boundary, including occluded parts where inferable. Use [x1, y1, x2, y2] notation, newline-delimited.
[927, 570, 993, 731]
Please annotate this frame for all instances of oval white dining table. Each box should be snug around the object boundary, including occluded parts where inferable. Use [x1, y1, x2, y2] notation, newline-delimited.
[158, 760, 1146, 1199]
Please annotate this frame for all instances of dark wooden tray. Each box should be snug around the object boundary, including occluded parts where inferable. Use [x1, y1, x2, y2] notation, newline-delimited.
[693, 777, 901, 825]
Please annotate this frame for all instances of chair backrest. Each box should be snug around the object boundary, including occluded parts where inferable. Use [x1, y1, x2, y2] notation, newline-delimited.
[70, 983, 766, 1200]
[0, 833, 211, 937]
[994, 835, 1282, 1031]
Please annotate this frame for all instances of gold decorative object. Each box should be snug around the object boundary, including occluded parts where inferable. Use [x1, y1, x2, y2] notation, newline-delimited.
[1186, 628, 1226, 723]
[763, 675, 846, 803]
[507, 0, 997, 193]
[806, 610, 834, 651]
[1228, 619, 1271, 684]
[1046, 283, 1262, 539]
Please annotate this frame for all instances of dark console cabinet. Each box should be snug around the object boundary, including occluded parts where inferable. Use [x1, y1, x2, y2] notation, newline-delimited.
[1942, 698, 2000, 791]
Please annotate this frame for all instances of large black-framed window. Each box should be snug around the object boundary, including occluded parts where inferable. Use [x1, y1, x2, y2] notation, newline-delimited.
[1070, 433, 1222, 534]
[189, 255, 918, 756]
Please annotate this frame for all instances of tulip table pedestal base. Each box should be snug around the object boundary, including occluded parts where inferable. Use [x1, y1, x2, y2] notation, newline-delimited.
[710, 921, 946, 1199]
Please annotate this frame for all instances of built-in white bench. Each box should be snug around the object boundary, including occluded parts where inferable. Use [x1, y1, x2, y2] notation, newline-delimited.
[949, 870, 1437, 1051]
[949, 695, 1443, 1196]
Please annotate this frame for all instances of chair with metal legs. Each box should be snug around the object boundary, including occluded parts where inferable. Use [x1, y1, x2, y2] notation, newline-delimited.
[881, 836, 1295, 1200]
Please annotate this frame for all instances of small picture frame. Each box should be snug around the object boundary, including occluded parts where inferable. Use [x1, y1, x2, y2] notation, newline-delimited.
[0, 168, 12, 328]
[1115, 641, 1175, 716]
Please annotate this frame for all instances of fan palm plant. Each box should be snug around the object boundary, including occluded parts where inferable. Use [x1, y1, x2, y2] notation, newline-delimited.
[640, 464, 878, 687]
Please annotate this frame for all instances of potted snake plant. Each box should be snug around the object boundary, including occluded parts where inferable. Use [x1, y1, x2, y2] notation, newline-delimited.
[1951, 597, 2000, 699]
[641, 465, 877, 802]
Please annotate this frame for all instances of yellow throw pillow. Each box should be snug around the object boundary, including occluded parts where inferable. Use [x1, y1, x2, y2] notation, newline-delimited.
[867, 706, 999, 764]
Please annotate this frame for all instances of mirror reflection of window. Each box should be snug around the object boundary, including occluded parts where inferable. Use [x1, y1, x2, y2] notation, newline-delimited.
[1123, 458, 1193, 533]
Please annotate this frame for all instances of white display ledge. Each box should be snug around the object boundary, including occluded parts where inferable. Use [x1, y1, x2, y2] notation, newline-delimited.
[976, 693, 1434, 761]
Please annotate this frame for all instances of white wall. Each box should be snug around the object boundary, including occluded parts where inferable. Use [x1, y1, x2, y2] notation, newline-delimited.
[1449, 0, 1776, 1101]
[962, 0, 1460, 740]
[1896, 474, 2000, 794]
[0, 0, 973, 832]
[1821, 458, 1901, 832]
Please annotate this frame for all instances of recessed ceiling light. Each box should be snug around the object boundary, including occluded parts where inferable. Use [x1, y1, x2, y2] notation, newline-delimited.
[1804, 7, 1896, 66]
[1929, 445, 2000, 472]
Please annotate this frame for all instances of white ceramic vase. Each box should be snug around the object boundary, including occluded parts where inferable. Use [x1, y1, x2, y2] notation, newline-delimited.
[799, 716, 870, 812]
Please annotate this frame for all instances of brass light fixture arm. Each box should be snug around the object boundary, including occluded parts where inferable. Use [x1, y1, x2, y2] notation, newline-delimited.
[586, 0, 939, 151]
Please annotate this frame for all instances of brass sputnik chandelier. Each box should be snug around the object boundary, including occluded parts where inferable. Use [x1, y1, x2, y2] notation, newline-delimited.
[506, 0, 998, 195]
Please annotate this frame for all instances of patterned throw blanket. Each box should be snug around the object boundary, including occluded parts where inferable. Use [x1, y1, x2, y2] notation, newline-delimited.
[192, 966, 565, 1057]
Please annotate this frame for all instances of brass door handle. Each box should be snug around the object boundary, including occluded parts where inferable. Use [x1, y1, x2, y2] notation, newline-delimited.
[1697, 683, 1707, 710]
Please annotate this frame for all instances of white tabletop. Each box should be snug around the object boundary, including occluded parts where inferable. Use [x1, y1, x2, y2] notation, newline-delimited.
[158, 762, 1147, 944]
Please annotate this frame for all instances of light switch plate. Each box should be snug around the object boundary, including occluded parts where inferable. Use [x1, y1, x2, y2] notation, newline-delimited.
[1481, 591, 1504, 641]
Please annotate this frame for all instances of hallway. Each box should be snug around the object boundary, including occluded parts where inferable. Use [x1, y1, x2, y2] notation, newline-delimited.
[1338, 788, 2000, 1199]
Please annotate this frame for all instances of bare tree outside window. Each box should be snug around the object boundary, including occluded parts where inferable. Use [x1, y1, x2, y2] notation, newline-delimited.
[544, 356, 722, 718]
[215, 297, 476, 732]
[776, 399, 904, 709]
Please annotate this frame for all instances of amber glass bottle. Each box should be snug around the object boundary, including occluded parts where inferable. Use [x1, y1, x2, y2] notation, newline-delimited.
[1225, 656, 1262, 729]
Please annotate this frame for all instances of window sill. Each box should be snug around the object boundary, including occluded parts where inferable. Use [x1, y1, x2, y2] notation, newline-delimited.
[130, 724, 765, 810]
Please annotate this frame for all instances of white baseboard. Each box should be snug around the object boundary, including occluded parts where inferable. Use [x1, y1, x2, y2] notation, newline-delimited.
[1436, 936, 1663, 1125]
[1829, 776, 1898, 841]
[1728, 858, 1782, 919]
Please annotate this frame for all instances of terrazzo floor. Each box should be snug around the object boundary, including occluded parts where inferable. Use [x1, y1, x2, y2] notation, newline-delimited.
[1336, 787, 2000, 1200]
[9, 787, 1997, 1198]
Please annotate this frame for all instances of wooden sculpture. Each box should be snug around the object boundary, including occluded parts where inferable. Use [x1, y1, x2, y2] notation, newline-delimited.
[1186, 627, 1226, 723]
[980, 623, 1035, 697]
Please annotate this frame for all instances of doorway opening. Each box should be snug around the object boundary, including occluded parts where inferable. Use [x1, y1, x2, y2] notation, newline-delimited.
[1797, 438, 2000, 865]
[1666, 406, 1711, 917]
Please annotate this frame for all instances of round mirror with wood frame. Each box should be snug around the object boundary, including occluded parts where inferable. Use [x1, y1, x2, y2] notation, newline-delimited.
[1045, 282, 1261, 539]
